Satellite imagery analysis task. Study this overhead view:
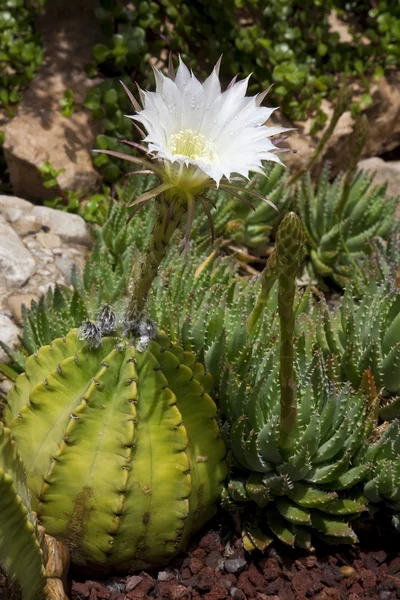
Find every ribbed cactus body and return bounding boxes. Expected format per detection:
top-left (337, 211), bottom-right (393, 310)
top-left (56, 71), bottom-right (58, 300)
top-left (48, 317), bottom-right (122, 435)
top-left (0, 424), bottom-right (46, 600)
top-left (4, 330), bottom-right (227, 571)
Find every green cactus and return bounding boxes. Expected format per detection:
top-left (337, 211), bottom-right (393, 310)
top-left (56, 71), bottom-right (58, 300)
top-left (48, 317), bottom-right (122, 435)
top-left (361, 421), bottom-right (400, 527)
top-left (297, 164), bottom-right (397, 288)
top-left (3, 323), bottom-right (227, 571)
top-left (0, 423), bottom-right (46, 600)
top-left (218, 214), bottom-right (376, 549)
top-left (318, 279), bottom-right (400, 420)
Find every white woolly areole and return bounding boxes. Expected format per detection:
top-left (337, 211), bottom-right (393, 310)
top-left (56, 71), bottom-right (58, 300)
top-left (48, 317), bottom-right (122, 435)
top-left (129, 58), bottom-right (291, 186)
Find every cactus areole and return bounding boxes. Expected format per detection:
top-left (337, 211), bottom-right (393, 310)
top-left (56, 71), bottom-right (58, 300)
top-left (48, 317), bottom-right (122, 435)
top-left (4, 329), bottom-right (227, 572)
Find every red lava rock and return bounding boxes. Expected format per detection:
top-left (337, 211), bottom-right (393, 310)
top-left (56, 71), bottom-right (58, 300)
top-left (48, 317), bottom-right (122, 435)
top-left (204, 582), bottom-right (228, 600)
top-left (72, 581), bottom-right (91, 599)
top-left (314, 589), bottom-right (341, 600)
top-left (236, 572), bottom-right (257, 598)
top-left (291, 571), bottom-right (323, 597)
top-left (190, 548), bottom-right (206, 561)
top-left (170, 584), bottom-right (189, 599)
top-left (360, 567), bottom-right (377, 590)
top-left (125, 576), bottom-right (143, 593)
top-left (205, 550), bottom-right (223, 570)
top-left (199, 533), bottom-right (223, 553)
top-left (197, 567), bottom-right (217, 592)
top-left (126, 573), bottom-right (154, 600)
top-left (320, 564), bottom-right (343, 587)
top-left (247, 565), bottom-right (265, 591)
top-left (189, 558), bottom-right (203, 574)
top-left (180, 568), bottom-right (192, 580)
top-left (85, 582), bottom-right (110, 600)
top-left (373, 550), bottom-right (387, 564)
top-left (349, 582), bottom-right (364, 595)
top-left (230, 588), bottom-right (246, 600)
top-left (265, 577), bottom-right (285, 596)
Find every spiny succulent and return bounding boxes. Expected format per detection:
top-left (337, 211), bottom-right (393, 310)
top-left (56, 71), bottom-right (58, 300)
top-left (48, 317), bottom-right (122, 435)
top-left (193, 163), bottom-right (290, 256)
top-left (318, 280), bottom-right (400, 420)
top-left (0, 180), bottom-right (159, 379)
top-left (3, 314), bottom-right (227, 571)
top-left (218, 214), bottom-right (377, 550)
top-left (362, 232), bottom-right (400, 288)
top-left (361, 421), bottom-right (400, 528)
top-left (0, 423), bottom-right (46, 600)
top-left (297, 164), bottom-right (397, 288)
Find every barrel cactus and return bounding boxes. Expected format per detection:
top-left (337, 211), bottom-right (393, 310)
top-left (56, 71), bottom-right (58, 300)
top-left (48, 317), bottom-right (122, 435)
top-left (0, 423), bottom-right (46, 600)
top-left (3, 318), bottom-right (227, 572)
top-left (221, 214), bottom-right (375, 550)
top-left (318, 280), bottom-right (400, 420)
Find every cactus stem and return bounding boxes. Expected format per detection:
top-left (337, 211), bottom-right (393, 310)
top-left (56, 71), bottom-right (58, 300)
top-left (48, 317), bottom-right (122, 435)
top-left (275, 213), bottom-right (305, 452)
top-left (125, 193), bottom-right (185, 326)
top-left (247, 249), bottom-right (278, 335)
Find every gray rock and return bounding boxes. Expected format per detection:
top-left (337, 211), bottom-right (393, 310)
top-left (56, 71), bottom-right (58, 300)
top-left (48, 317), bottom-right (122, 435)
top-left (0, 314), bottom-right (20, 362)
top-left (32, 206), bottom-right (91, 246)
top-left (55, 256), bottom-right (76, 284)
top-left (224, 558), bottom-right (247, 574)
top-left (0, 217), bottom-right (36, 287)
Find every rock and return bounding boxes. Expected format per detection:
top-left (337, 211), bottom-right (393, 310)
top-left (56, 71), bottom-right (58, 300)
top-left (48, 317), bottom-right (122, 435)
top-left (7, 294), bottom-right (38, 325)
top-left (55, 256), bottom-right (76, 284)
top-left (340, 566), bottom-right (356, 578)
top-left (281, 71), bottom-right (400, 177)
top-left (3, 0), bottom-right (101, 202)
top-left (358, 158), bottom-right (400, 199)
top-left (36, 231), bottom-right (62, 250)
top-left (157, 571), bottom-right (174, 582)
top-left (224, 559), bottom-right (247, 574)
top-left (32, 206), bottom-right (91, 246)
top-left (0, 217), bottom-right (36, 288)
top-left (125, 576), bottom-right (143, 593)
top-left (0, 314), bottom-right (20, 362)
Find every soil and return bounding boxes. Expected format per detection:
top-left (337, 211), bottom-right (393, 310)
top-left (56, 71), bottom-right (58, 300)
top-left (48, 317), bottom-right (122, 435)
top-left (70, 511), bottom-right (400, 600)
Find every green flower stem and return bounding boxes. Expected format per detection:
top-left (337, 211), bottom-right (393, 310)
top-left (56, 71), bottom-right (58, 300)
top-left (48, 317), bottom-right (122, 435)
top-left (275, 213), bottom-right (305, 451)
top-left (288, 86), bottom-right (353, 186)
top-left (126, 194), bottom-right (185, 322)
top-left (247, 249), bottom-right (278, 335)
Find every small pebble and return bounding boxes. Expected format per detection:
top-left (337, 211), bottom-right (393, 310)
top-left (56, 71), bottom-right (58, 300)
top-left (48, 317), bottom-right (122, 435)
top-left (157, 571), bottom-right (174, 582)
top-left (224, 558), bottom-right (247, 574)
top-left (125, 575), bottom-right (143, 592)
top-left (339, 566), bottom-right (355, 578)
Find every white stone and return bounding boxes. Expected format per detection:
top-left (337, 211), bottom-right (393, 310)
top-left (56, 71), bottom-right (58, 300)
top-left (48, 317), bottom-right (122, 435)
top-left (0, 314), bottom-right (20, 362)
top-left (0, 217), bottom-right (36, 287)
top-left (36, 231), bottom-right (62, 249)
top-left (31, 206), bottom-right (91, 246)
top-left (55, 256), bottom-right (75, 283)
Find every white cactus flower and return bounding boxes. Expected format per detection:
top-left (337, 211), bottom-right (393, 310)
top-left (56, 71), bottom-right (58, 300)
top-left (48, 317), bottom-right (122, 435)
top-left (93, 57), bottom-right (291, 248)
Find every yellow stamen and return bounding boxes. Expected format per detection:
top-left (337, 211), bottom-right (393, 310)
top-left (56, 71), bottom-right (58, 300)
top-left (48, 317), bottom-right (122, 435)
top-left (168, 129), bottom-right (218, 165)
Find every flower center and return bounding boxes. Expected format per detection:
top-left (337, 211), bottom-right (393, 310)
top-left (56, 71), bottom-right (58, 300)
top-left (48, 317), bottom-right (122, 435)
top-left (168, 129), bottom-right (218, 165)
